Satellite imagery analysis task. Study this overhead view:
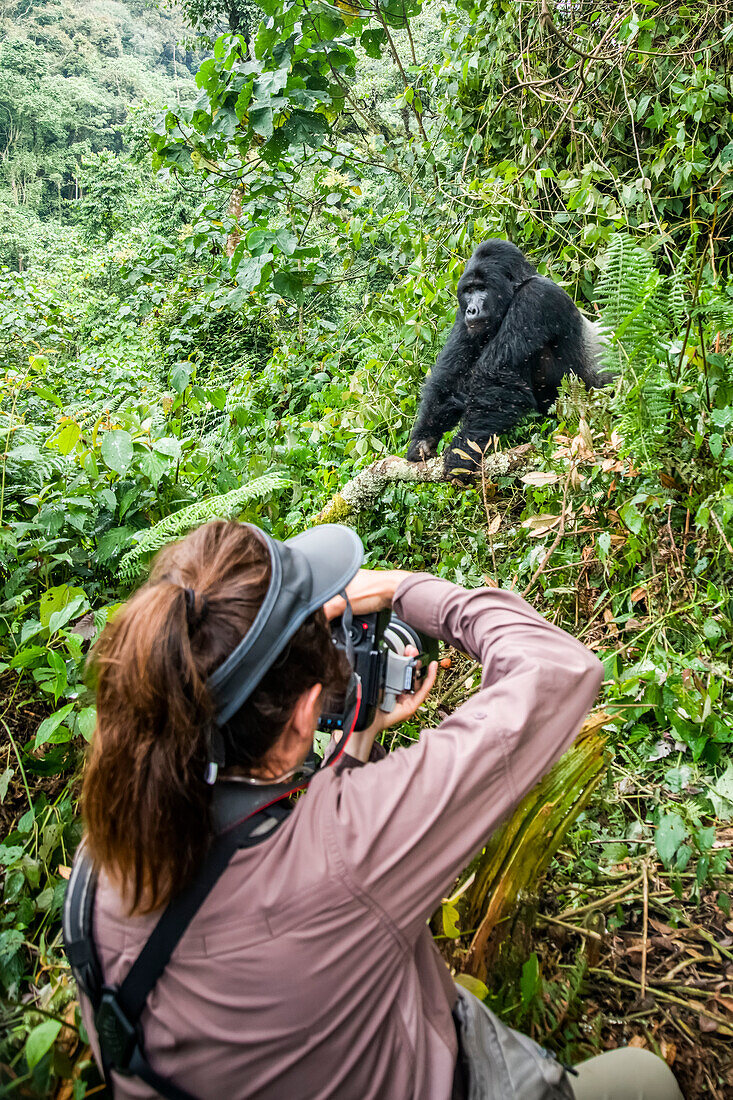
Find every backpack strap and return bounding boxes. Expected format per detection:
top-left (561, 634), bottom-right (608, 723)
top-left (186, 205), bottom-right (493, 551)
top-left (63, 801), bottom-right (291, 1099)
top-left (62, 838), bottom-right (103, 1009)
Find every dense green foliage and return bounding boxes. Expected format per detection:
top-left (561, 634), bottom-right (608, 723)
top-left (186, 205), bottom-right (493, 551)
top-left (1, 0), bottom-right (732, 1093)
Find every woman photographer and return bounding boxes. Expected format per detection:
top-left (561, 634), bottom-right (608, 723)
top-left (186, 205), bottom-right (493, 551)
top-left (72, 520), bottom-right (683, 1100)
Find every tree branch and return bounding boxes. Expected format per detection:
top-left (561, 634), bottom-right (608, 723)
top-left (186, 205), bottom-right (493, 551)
top-left (313, 444), bottom-right (535, 524)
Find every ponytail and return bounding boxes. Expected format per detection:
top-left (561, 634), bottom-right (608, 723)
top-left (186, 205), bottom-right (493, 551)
top-left (83, 521), bottom-right (270, 913)
top-left (84, 519), bottom-right (347, 915)
top-left (84, 581), bottom-right (215, 913)
top-left (83, 520), bottom-right (347, 914)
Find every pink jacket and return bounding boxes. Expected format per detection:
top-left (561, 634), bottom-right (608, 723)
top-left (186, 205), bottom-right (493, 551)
top-left (80, 575), bottom-right (603, 1099)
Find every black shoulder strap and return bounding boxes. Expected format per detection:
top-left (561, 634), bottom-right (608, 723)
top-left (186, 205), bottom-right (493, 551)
top-left (63, 801), bottom-right (291, 1100)
top-left (63, 837), bottom-right (103, 1006)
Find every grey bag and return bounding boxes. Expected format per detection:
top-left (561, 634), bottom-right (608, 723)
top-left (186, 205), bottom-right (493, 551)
top-left (453, 985), bottom-right (576, 1100)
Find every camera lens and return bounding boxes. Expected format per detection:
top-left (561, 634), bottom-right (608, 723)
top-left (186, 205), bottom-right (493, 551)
top-left (383, 618), bottom-right (421, 654)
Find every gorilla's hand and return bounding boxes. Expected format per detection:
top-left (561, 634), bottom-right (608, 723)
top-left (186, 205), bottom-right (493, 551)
top-left (443, 435), bottom-right (481, 485)
top-left (406, 437), bottom-right (438, 462)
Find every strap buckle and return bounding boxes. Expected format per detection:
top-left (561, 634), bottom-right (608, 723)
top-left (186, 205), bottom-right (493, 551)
top-left (95, 986), bottom-right (139, 1073)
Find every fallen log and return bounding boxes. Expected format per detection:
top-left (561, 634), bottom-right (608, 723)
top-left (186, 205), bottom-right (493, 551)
top-left (314, 444), bottom-right (535, 524)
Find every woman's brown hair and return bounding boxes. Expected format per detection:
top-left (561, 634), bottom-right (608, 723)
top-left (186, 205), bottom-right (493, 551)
top-left (83, 520), bottom-right (347, 914)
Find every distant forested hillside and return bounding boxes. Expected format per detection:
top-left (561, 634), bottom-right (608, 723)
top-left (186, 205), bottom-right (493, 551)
top-left (0, 0), bottom-right (196, 267)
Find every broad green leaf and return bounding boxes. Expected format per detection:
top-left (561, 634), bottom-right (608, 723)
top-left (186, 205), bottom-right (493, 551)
top-left (101, 430), bottom-right (134, 475)
top-left (274, 228), bottom-right (298, 256)
top-left (655, 812), bottom-right (687, 867)
top-left (597, 531), bottom-right (612, 560)
top-left (708, 762), bottom-right (733, 819)
top-left (97, 527), bottom-right (135, 563)
top-left (75, 707), bottom-right (97, 743)
top-left (249, 105), bottom-right (273, 139)
top-left (520, 952), bottom-right (540, 1006)
top-left (0, 767), bottom-right (13, 803)
top-left (235, 254), bottom-right (272, 295)
top-left (48, 594), bottom-right (87, 635)
top-left (272, 269), bottom-right (306, 301)
top-left (702, 617), bottom-right (722, 644)
top-left (25, 1019), bottom-right (61, 1071)
top-left (40, 585), bottom-right (86, 629)
top-left (454, 974), bottom-right (489, 1001)
top-left (9, 645), bottom-right (47, 669)
top-left (247, 228), bottom-right (275, 255)
top-left (153, 436), bottom-right (182, 460)
top-left (282, 110), bottom-right (328, 147)
top-left (169, 362), bottom-right (192, 394)
top-left (51, 421), bottom-right (81, 456)
top-left (35, 703), bottom-right (75, 749)
top-left (139, 450), bottom-right (168, 488)
top-left (619, 502), bottom-right (644, 535)
top-left (441, 901), bottom-right (461, 938)
top-left (33, 383), bottom-right (62, 407)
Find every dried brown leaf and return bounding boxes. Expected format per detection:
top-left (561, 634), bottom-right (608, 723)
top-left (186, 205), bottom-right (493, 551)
top-left (660, 1040), bottom-right (677, 1065)
top-left (629, 1035), bottom-right (648, 1049)
top-left (520, 471), bottom-right (560, 487)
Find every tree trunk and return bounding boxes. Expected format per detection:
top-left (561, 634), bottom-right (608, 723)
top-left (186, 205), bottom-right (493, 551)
top-left (454, 712), bottom-right (611, 982)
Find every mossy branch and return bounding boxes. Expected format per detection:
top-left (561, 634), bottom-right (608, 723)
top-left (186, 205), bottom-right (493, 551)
top-left (314, 444), bottom-right (534, 524)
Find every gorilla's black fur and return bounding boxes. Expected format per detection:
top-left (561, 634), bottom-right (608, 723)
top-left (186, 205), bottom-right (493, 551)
top-left (406, 240), bottom-right (611, 479)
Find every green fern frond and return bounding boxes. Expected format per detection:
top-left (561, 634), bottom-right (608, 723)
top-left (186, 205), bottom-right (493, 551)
top-left (2, 424), bottom-right (68, 493)
top-left (595, 234), bottom-right (669, 370)
top-left (617, 366), bottom-right (675, 462)
top-left (555, 373), bottom-right (590, 430)
top-left (118, 472), bottom-right (290, 584)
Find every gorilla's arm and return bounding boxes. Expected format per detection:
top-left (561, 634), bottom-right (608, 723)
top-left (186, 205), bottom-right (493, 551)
top-left (444, 279), bottom-right (569, 476)
top-left (406, 317), bottom-right (473, 461)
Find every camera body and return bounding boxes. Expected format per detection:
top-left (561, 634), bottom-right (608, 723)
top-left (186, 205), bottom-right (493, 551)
top-left (318, 610), bottom-right (438, 734)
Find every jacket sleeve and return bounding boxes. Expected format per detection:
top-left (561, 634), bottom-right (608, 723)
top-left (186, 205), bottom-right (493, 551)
top-left (324, 575), bottom-right (604, 940)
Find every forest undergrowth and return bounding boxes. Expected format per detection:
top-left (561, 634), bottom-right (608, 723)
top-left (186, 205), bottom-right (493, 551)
top-left (1, 0), bottom-right (733, 1096)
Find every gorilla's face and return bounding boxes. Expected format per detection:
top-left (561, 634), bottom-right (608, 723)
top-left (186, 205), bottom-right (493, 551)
top-left (456, 240), bottom-right (536, 342)
top-left (457, 260), bottom-right (512, 342)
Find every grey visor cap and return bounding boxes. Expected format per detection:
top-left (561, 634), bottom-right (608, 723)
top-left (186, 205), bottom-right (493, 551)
top-left (207, 524), bottom-right (364, 727)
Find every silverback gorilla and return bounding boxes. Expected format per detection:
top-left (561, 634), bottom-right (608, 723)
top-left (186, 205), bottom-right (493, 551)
top-left (406, 240), bottom-right (611, 480)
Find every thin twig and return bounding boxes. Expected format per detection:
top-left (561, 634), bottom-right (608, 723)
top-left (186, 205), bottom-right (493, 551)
top-left (556, 874), bottom-right (644, 921)
top-left (536, 912), bottom-right (603, 941)
top-left (436, 660), bottom-right (481, 707)
top-left (640, 858), bottom-right (649, 1000)
top-left (480, 439), bottom-right (499, 577)
top-left (521, 462), bottom-right (574, 597)
top-left (710, 509), bottom-right (733, 557)
top-left (589, 968), bottom-right (733, 1031)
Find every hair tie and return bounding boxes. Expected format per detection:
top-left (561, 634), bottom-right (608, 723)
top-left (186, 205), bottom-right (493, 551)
top-left (184, 587), bottom-right (208, 632)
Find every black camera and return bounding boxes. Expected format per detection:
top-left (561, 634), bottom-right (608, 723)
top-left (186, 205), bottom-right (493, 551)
top-left (318, 610), bottom-right (438, 734)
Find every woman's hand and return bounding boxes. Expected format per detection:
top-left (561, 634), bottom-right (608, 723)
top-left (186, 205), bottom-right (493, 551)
top-left (323, 569), bottom-right (413, 621)
top-left (346, 645), bottom-right (439, 763)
